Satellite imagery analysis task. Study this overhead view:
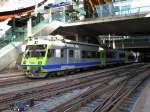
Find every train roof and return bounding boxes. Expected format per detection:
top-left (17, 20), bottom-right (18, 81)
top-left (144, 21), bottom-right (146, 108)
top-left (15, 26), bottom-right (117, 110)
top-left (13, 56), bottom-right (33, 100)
top-left (27, 36), bottom-right (100, 48)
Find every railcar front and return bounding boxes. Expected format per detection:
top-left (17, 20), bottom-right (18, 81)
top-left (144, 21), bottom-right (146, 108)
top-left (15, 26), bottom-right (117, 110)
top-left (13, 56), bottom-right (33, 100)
top-left (21, 40), bottom-right (52, 78)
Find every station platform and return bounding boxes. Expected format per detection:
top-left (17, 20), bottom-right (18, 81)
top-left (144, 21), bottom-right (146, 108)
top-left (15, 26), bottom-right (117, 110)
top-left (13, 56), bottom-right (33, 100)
top-left (132, 78), bottom-right (150, 112)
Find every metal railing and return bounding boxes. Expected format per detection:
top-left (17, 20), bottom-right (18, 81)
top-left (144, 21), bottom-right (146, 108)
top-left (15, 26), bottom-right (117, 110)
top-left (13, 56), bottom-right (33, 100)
top-left (1, 0), bottom-right (150, 49)
top-left (50, 1), bottom-right (150, 22)
top-left (48, 1), bottom-right (150, 23)
top-left (107, 38), bottom-right (150, 48)
top-left (0, 17), bottom-right (49, 49)
top-left (95, 4), bottom-right (150, 18)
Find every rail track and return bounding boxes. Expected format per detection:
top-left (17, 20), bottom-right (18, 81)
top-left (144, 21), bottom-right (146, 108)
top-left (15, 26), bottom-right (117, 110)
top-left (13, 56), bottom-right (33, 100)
top-left (46, 65), bottom-right (150, 112)
top-left (0, 63), bottom-right (143, 88)
top-left (0, 72), bottom-right (30, 87)
top-left (0, 63), bottom-right (148, 111)
top-left (0, 65), bottom-right (125, 88)
top-left (109, 76), bottom-right (150, 112)
top-left (107, 71), bottom-right (150, 112)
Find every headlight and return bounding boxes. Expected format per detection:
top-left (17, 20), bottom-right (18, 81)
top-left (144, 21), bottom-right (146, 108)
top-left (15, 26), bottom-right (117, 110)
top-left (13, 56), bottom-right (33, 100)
top-left (38, 61), bottom-right (42, 65)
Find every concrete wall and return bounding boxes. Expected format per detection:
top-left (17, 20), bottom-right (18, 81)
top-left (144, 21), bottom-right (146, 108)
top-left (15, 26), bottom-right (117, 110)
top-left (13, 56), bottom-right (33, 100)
top-left (0, 42), bottom-right (23, 72)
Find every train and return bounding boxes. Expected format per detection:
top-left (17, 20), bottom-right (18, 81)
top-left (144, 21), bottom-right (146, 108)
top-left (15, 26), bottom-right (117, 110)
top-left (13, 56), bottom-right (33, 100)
top-left (21, 35), bottom-right (136, 78)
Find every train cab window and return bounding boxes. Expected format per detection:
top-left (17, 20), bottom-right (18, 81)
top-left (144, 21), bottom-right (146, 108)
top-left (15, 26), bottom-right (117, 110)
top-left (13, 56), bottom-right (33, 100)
top-left (69, 50), bottom-right (74, 57)
top-left (48, 49), bottom-right (54, 57)
top-left (25, 50), bottom-right (46, 57)
top-left (40, 51), bottom-right (46, 57)
top-left (119, 53), bottom-right (125, 58)
top-left (26, 45), bottom-right (47, 50)
top-left (36, 45), bottom-right (47, 49)
top-left (25, 51), bottom-right (30, 57)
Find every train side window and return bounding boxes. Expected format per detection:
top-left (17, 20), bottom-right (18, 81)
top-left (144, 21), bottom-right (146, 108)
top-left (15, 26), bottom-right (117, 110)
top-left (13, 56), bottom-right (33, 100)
top-left (91, 51), bottom-right (98, 58)
top-left (119, 53), bottom-right (125, 58)
top-left (128, 55), bottom-right (135, 60)
top-left (69, 50), bottom-right (74, 57)
top-left (82, 51), bottom-right (98, 58)
top-left (87, 51), bottom-right (92, 58)
top-left (82, 51), bottom-right (85, 58)
top-left (48, 49), bottom-right (54, 57)
top-left (61, 49), bottom-right (64, 58)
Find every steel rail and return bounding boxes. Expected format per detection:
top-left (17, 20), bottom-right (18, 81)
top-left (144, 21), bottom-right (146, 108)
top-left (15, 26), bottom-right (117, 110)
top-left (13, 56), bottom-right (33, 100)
top-left (47, 65), bottom-right (150, 112)
top-left (93, 69), bottom-right (150, 112)
top-left (0, 63), bottom-right (145, 111)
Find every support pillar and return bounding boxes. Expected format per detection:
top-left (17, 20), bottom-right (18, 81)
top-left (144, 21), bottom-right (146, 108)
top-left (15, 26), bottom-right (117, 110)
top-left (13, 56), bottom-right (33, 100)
top-left (63, 6), bottom-right (66, 22)
top-left (122, 39), bottom-right (124, 49)
top-left (35, 3), bottom-right (38, 17)
top-left (49, 8), bottom-right (52, 23)
top-left (108, 34), bottom-right (111, 48)
top-left (102, 39), bottom-right (105, 44)
top-left (27, 16), bottom-right (32, 38)
top-left (75, 33), bottom-right (79, 42)
top-left (12, 18), bottom-right (16, 41)
top-left (108, 3), bottom-right (112, 16)
top-left (112, 38), bottom-right (116, 49)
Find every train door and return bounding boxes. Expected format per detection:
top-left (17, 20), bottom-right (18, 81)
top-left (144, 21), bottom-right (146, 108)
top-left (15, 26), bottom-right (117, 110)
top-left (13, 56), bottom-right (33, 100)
top-left (99, 47), bottom-right (106, 66)
top-left (66, 48), bottom-right (75, 64)
top-left (66, 48), bottom-right (69, 64)
top-left (74, 49), bottom-right (81, 62)
top-left (118, 51), bottom-right (126, 64)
